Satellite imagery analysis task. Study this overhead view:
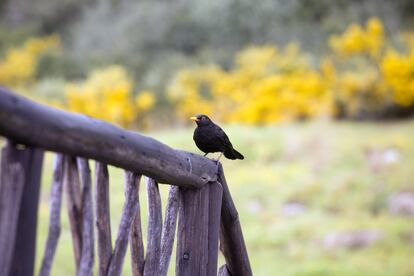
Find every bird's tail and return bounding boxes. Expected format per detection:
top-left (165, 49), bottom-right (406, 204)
top-left (224, 147), bottom-right (244, 160)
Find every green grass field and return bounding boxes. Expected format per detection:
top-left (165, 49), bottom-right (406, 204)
top-left (31, 120), bottom-right (414, 275)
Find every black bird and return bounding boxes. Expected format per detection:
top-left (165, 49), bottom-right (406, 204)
top-left (190, 114), bottom-right (244, 160)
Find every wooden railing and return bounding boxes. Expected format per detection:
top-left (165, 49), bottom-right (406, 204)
top-left (0, 87), bottom-right (252, 276)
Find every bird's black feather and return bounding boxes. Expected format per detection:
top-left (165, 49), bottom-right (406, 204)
top-left (191, 114), bottom-right (244, 160)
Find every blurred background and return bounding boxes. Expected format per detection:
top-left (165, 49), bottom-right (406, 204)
top-left (1, 0), bottom-right (414, 275)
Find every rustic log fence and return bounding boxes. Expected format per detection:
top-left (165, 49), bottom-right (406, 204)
top-left (0, 87), bottom-right (252, 276)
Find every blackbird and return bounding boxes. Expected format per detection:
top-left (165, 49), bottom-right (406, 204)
top-left (190, 114), bottom-right (244, 160)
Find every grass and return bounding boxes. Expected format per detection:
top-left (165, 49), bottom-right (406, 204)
top-left (21, 120), bottom-right (414, 275)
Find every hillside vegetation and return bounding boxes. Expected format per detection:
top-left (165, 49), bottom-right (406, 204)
top-left (1, 1), bottom-right (414, 127)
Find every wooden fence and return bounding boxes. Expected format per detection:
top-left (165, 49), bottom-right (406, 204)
top-left (0, 87), bottom-right (252, 276)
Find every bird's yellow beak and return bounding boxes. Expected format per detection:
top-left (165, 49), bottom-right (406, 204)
top-left (190, 116), bottom-right (199, 122)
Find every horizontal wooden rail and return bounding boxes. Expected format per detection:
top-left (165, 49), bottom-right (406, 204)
top-left (0, 87), bottom-right (217, 188)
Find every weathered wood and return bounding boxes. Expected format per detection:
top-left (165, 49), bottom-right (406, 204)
top-left (218, 164), bottom-right (252, 276)
top-left (144, 177), bottom-right (163, 276)
top-left (176, 184), bottom-right (210, 276)
top-left (159, 186), bottom-right (180, 276)
top-left (95, 162), bottom-right (113, 276)
top-left (64, 156), bottom-right (83, 271)
top-left (218, 265), bottom-right (230, 276)
top-left (0, 88), bottom-right (253, 276)
top-left (107, 171), bottom-right (140, 276)
top-left (0, 87), bottom-right (217, 188)
top-left (39, 154), bottom-right (65, 276)
top-left (130, 174), bottom-right (144, 276)
top-left (0, 143), bottom-right (25, 276)
top-left (7, 143), bottom-right (44, 276)
top-left (207, 182), bottom-right (223, 276)
top-left (77, 158), bottom-right (94, 276)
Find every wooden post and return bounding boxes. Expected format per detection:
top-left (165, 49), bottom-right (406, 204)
top-left (40, 154), bottom-right (65, 276)
top-left (95, 162), bottom-right (113, 276)
top-left (159, 186), bottom-right (180, 276)
top-left (107, 171), bottom-right (140, 276)
top-left (0, 142), bottom-right (25, 276)
top-left (144, 177), bottom-right (163, 276)
top-left (64, 156), bottom-right (83, 271)
top-left (5, 142), bottom-right (44, 276)
top-left (130, 175), bottom-right (144, 276)
top-left (176, 181), bottom-right (223, 276)
top-left (207, 182), bottom-right (223, 276)
top-left (78, 158), bottom-right (94, 276)
top-left (176, 184), bottom-right (210, 276)
top-left (218, 164), bottom-right (252, 276)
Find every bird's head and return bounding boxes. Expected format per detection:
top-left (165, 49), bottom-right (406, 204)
top-left (190, 114), bottom-right (212, 127)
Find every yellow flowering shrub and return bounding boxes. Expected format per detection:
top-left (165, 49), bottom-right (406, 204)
top-left (0, 35), bottom-right (60, 88)
top-left (136, 90), bottom-right (156, 112)
top-left (2, 18), bottom-right (413, 126)
top-left (169, 65), bottom-right (223, 118)
top-left (65, 65), bottom-right (155, 127)
top-left (169, 44), bottom-right (334, 124)
top-left (329, 17), bottom-right (384, 58)
top-left (381, 49), bottom-right (414, 107)
top-left (170, 17), bottom-right (414, 123)
top-left (329, 17), bottom-right (414, 118)
top-left (334, 70), bottom-right (390, 117)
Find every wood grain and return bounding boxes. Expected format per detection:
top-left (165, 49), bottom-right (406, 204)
top-left (78, 158), bottom-right (94, 276)
top-left (8, 144), bottom-right (44, 276)
top-left (130, 173), bottom-right (144, 276)
top-left (0, 143), bottom-right (25, 276)
top-left (144, 177), bottom-right (163, 276)
top-left (218, 164), bottom-right (252, 276)
top-left (95, 162), bottom-right (113, 276)
top-left (159, 186), bottom-right (180, 276)
top-left (39, 154), bottom-right (65, 276)
top-left (107, 171), bottom-right (140, 276)
top-left (64, 156), bottom-right (83, 271)
top-left (207, 182), bottom-right (223, 276)
top-left (176, 184), bottom-right (210, 276)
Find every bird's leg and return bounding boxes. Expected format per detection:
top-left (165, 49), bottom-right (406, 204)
top-left (214, 153), bottom-right (223, 169)
top-left (215, 152), bottom-right (223, 162)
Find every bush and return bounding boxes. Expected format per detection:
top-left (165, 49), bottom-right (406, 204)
top-left (169, 17), bottom-right (414, 124)
top-left (0, 34), bottom-right (59, 89)
top-left (64, 65), bottom-right (155, 127)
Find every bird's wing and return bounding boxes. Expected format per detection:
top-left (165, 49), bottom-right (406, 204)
top-left (214, 125), bottom-right (233, 148)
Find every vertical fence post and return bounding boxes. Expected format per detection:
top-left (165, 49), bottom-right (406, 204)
top-left (78, 158), bottom-right (94, 276)
top-left (64, 156), bottom-right (83, 271)
top-left (176, 181), bottom-right (223, 276)
top-left (159, 186), bottom-right (180, 276)
top-left (0, 142), bottom-right (25, 276)
top-left (130, 181), bottom-right (144, 276)
top-left (107, 171), bottom-right (141, 276)
top-left (218, 165), bottom-right (252, 276)
top-left (39, 153), bottom-right (65, 276)
top-left (207, 182), bottom-right (223, 276)
top-left (95, 162), bottom-right (112, 276)
top-left (144, 177), bottom-right (163, 276)
top-left (5, 142), bottom-right (44, 276)
top-left (176, 184), bottom-right (209, 276)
